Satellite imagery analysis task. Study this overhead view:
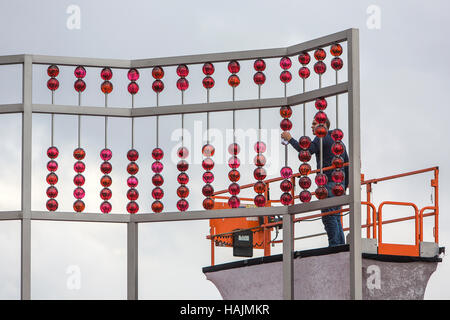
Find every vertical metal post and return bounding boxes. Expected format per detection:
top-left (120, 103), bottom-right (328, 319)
top-left (347, 28), bottom-right (362, 300)
top-left (282, 213), bottom-right (294, 300)
top-left (127, 222), bottom-right (138, 300)
top-left (21, 55), bottom-right (33, 300)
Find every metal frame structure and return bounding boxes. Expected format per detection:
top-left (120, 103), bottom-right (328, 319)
top-left (0, 28), bottom-right (361, 300)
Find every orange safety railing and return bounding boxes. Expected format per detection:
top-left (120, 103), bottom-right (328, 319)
top-left (207, 165), bottom-right (439, 264)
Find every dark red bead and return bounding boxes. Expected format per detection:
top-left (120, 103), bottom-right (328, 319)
top-left (314, 49), bottom-right (326, 61)
top-left (254, 181), bottom-right (266, 194)
top-left (331, 57), bottom-right (343, 71)
top-left (280, 106), bottom-right (292, 118)
top-left (74, 79), bottom-right (86, 92)
top-left (203, 171), bottom-right (214, 183)
top-left (299, 176), bottom-right (312, 189)
top-left (73, 147), bottom-right (86, 160)
top-left (47, 160), bottom-right (58, 172)
top-left (314, 125), bottom-right (328, 138)
top-left (176, 78), bottom-right (189, 91)
top-left (332, 156), bottom-right (344, 168)
top-left (315, 173), bottom-right (328, 186)
top-left (254, 167), bottom-right (267, 180)
top-left (127, 149), bottom-right (139, 161)
top-left (298, 150), bottom-right (312, 162)
top-left (280, 70), bottom-right (292, 83)
top-left (177, 160), bottom-right (189, 171)
top-left (127, 201), bottom-right (139, 214)
top-left (299, 190), bottom-right (312, 203)
top-left (228, 169), bottom-right (240, 182)
top-left (46, 173), bottom-right (58, 185)
top-left (152, 80), bottom-right (164, 93)
top-left (100, 188), bottom-right (112, 200)
top-left (228, 61), bottom-right (240, 73)
top-left (228, 183), bottom-right (240, 196)
top-left (152, 66), bottom-right (164, 79)
top-left (202, 76), bottom-right (215, 89)
top-left (152, 148), bottom-right (164, 160)
top-left (203, 197), bottom-right (215, 210)
top-left (314, 111), bottom-right (328, 124)
top-left (332, 184), bottom-right (345, 196)
top-left (74, 161), bottom-right (85, 173)
top-left (177, 185), bottom-right (189, 198)
top-left (315, 98), bottom-right (328, 110)
top-left (332, 141), bottom-right (345, 156)
top-left (100, 161), bottom-right (112, 174)
top-left (228, 196), bottom-right (240, 208)
top-left (73, 187), bottom-right (85, 199)
top-left (128, 81), bottom-right (139, 94)
top-left (298, 52), bottom-right (311, 65)
top-left (74, 174), bottom-right (85, 186)
top-left (299, 163), bottom-right (311, 176)
top-left (299, 67), bottom-right (310, 79)
top-left (176, 199), bottom-right (189, 212)
top-left (46, 199), bottom-right (58, 211)
top-left (228, 75), bottom-right (240, 87)
top-left (280, 192), bottom-right (293, 205)
top-left (100, 175), bottom-right (112, 187)
top-left (254, 59), bottom-right (266, 72)
top-left (314, 61), bottom-right (326, 75)
top-left (331, 129), bottom-right (344, 141)
top-left (127, 162), bottom-right (139, 175)
top-left (47, 65), bottom-right (59, 77)
top-left (127, 188), bottom-right (139, 201)
top-left (74, 66), bottom-right (86, 78)
top-left (47, 78), bottom-right (59, 91)
top-left (101, 67), bottom-right (113, 80)
top-left (202, 184), bottom-right (214, 197)
top-left (298, 136), bottom-right (311, 150)
top-left (280, 118), bottom-right (292, 131)
top-left (47, 146), bottom-right (59, 159)
top-left (152, 174), bottom-right (164, 186)
top-left (100, 201), bottom-right (112, 213)
top-left (46, 186), bottom-right (58, 198)
top-left (315, 186), bottom-right (328, 200)
top-left (202, 158), bottom-right (214, 170)
top-left (332, 169), bottom-right (345, 183)
top-left (177, 172), bottom-right (189, 184)
top-left (280, 56), bottom-right (292, 70)
top-left (152, 187), bottom-right (164, 200)
top-left (202, 62), bottom-right (215, 75)
top-left (280, 166), bottom-right (293, 179)
top-left (330, 43), bottom-right (343, 57)
top-left (253, 72), bottom-right (266, 85)
top-left (176, 64), bottom-right (189, 77)
top-left (152, 201), bottom-right (164, 213)
top-left (280, 179), bottom-right (293, 192)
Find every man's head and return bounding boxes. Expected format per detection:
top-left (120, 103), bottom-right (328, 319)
top-left (311, 118), bottom-right (331, 135)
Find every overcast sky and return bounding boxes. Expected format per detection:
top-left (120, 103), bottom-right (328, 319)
top-left (0, 0), bottom-right (449, 299)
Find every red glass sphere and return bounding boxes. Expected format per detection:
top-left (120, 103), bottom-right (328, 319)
top-left (100, 161), bottom-right (113, 174)
top-left (314, 111), bottom-right (328, 124)
top-left (228, 156), bottom-right (240, 169)
top-left (254, 181), bottom-right (266, 193)
top-left (280, 118), bottom-right (292, 131)
top-left (100, 188), bottom-right (112, 200)
top-left (177, 159), bottom-right (189, 172)
top-left (202, 144), bottom-right (215, 157)
top-left (331, 129), bottom-right (344, 141)
top-left (332, 169), bottom-right (345, 183)
top-left (46, 186), bottom-right (58, 198)
top-left (152, 200), bottom-right (164, 213)
top-left (280, 56), bottom-right (292, 70)
top-left (176, 64), bottom-right (189, 77)
top-left (203, 171), bottom-right (214, 183)
top-left (127, 68), bottom-right (140, 81)
top-left (315, 173), bottom-right (328, 186)
top-left (127, 188), bottom-right (139, 201)
top-left (228, 182), bottom-right (240, 196)
top-left (202, 76), bottom-right (215, 89)
top-left (177, 172), bottom-right (189, 184)
top-left (47, 160), bottom-right (58, 172)
top-left (74, 79), bottom-right (86, 92)
top-left (74, 161), bottom-right (86, 173)
top-left (101, 81), bottom-right (113, 94)
top-left (332, 183), bottom-right (345, 196)
top-left (253, 59), bottom-right (266, 72)
top-left (280, 192), bottom-right (293, 205)
top-left (254, 154), bottom-right (266, 167)
top-left (228, 61), bottom-right (240, 73)
top-left (127, 162), bottom-right (139, 175)
top-left (254, 194), bottom-right (266, 207)
top-left (47, 78), bottom-right (59, 91)
top-left (253, 72), bottom-right (266, 85)
top-left (73, 147), bottom-right (86, 160)
top-left (314, 125), bottom-right (328, 138)
top-left (152, 187), bottom-right (164, 200)
top-left (228, 143), bottom-right (240, 155)
top-left (298, 52), bottom-right (311, 65)
top-left (298, 150), bottom-right (312, 162)
top-left (203, 197), bottom-right (215, 210)
top-left (314, 49), bottom-right (326, 61)
top-left (299, 163), bottom-right (311, 176)
top-left (331, 57), bottom-right (343, 71)
top-left (74, 174), bottom-right (85, 186)
top-left (177, 147), bottom-right (189, 159)
top-left (127, 176), bottom-right (138, 188)
top-left (228, 196), bottom-right (240, 208)
top-left (332, 141), bottom-right (345, 156)
top-left (330, 43), bottom-right (343, 57)
top-left (152, 161), bottom-right (164, 173)
top-left (298, 136), bottom-right (311, 150)
top-left (46, 173), bottom-right (58, 185)
top-left (299, 190), bottom-right (312, 203)
top-left (299, 176), bottom-right (312, 189)
top-left (176, 199), bottom-right (189, 212)
top-left (152, 147), bottom-right (164, 160)
top-left (46, 199), bottom-right (58, 211)
top-left (73, 187), bottom-right (85, 199)
top-left (315, 98), bottom-right (328, 110)
top-left (202, 158), bottom-right (214, 170)
top-left (280, 106), bottom-right (292, 118)
top-left (228, 169), bottom-right (240, 182)
top-left (254, 167), bottom-right (267, 180)
top-left (299, 67), bottom-right (310, 79)
top-left (280, 70), bottom-right (292, 83)
top-left (101, 67), bottom-right (113, 81)
top-left (314, 61), bottom-right (327, 75)
top-left (128, 81), bottom-right (139, 94)
top-left (332, 156), bottom-right (344, 169)
top-left (176, 78), bottom-right (189, 91)
top-left (152, 66), bottom-right (164, 79)
top-left (47, 146), bottom-right (59, 159)
top-left (315, 186), bottom-right (328, 200)
top-left (100, 201), bottom-right (112, 214)
top-left (254, 141), bottom-right (266, 153)
top-left (202, 184), bottom-right (214, 197)
top-left (127, 149), bottom-right (139, 161)
top-left (202, 62), bottom-right (215, 75)
top-left (47, 65), bottom-right (59, 77)
top-left (74, 66), bottom-right (86, 78)
top-left (280, 179), bottom-right (293, 192)
top-left (127, 201), bottom-right (139, 214)
top-left (228, 75), bottom-right (240, 87)
top-left (152, 80), bottom-right (164, 93)
top-left (100, 148), bottom-right (112, 161)
top-left (100, 175), bottom-right (112, 187)
top-left (280, 166), bottom-right (293, 179)
top-left (152, 173), bottom-right (164, 186)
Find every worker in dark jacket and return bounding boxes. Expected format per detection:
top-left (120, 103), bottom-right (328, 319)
top-left (281, 118), bottom-right (348, 247)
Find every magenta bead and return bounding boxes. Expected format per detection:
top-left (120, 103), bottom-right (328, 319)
top-left (74, 66), bottom-right (86, 78)
top-left (202, 76), bottom-right (215, 89)
top-left (128, 81), bottom-right (139, 94)
top-left (177, 160), bottom-right (189, 172)
top-left (74, 161), bottom-right (86, 173)
top-left (127, 188), bottom-right (139, 201)
top-left (280, 56), bottom-right (292, 70)
top-left (127, 176), bottom-right (138, 188)
top-left (253, 72), bottom-right (266, 85)
top-left (228, 196), bottom-right (240, 208)
top-left (152, 80), bottom-right (164, 93)
top-left (332, 169), bottom-right (345, 183)
top-left (46, 186), bottom-right (58, 198)
top-left (228, 156), bottom-right (240, 169)
top-left (298, 136), bottom-right (311, 150)
top-left (176, 199), bottom-right (189, 212)
top-left (298, 52), bottom-right (311, 65)
top-left (280, 166), bottom-right (293, 179)
top-left (47, 146), bottom-right (59, 159)
top-left (100, 188), bottom-right (112, 200)
top-left (176, 64), bottom-right (189, 77)
top-left (74, 79), bottom-right (86, 92)
top-left (152, 187), bottom-right (164, 200)
top-left (177, 172), bottom-right (189, 184)
top-left (299, 190), bottom-right (312, 203)
top-left (228, 183), bottom-right (240, 196)
top-left (202, 62), bottom-right (215, 75)
top-left (228, 61), bottom-right (240, 73)
top-left (47, 65), bottom-right (59, 77)
top-left (73, 174), bottom-right (85, 186)
top-left (151, 161), bottom-right (163, 173)
top-left (280, 179), bottom-right (293, 192)
top-left (47, 160), bottom-right (58, 172)
top-left (280, 70), bottom-right (292, 83)
top-left (100, 148), bottom-right (112, 161)
top-left (127, 201), bottom-right (139, 214)
top-left (152, 147), bottom-right (164, 160)
top-left (176, 78), bottom-right (189, 91)
top-left (128, 163), bottom-right (139, 177)
top-left (299, 67), bottom-right (311, 79)
top-left (127, 68), bottom-right (140, 81)
top-left (203, 171), bottom-right (214, 183)
top-left (100, 201), bottom-right (112, 213)
top-left (127, 149), bottom-right (139, 161)
top-left (101, 67), bottom-right (113, 80)
top-left (280, 192), bottom-right (293, 205)
top-left (46, 199), bottom-right (58, 211)
top-left (315, 173), bottom-right (328, 186)
top-left (299, 176), bottom-right (312, 189)
top-left (202, 158), bottom-right (214, 170)
top-left (254, 59), bottom-right (266, 72)
top-left (331, 129), bottom-right (344, 141)
top-left (254, 194), bottom-right (266, 207)
top-left (73, 187), bottom-right (85, 199)
top-left (254, 141), bottom-right (266, 153)
top-left (314, 61), bottom-right (326, 75)
top-left (47, 78), bottom-right (59, 91)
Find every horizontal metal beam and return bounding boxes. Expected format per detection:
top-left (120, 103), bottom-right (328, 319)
top-left (30, 55), bottom-right (131, 69)
top-left (31, 211), bottom-right (131, 223)
top-left (0, 104), bottom-right (24, 114)
top-left (32, 104), bottom-right (131, 117)
top-left (0, 211), bottom-right (22, 220)
top-left (288, 195), bottom-right (351, 215)
top-left (286, 29), bottom-right (348, 56)
top-left (0, 54), bottom-right (25, 66)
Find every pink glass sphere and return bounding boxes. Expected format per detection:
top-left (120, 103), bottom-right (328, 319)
top-left (152, 80), bottom-right (164, 93)
top-left (228, 182), bottom-right (240, 196)
top-left (280, 106), bottom-right (292, 118)
top-left (203, 171), bottom-right (214, 183)
top-left (101, 161), bottom-right (112, 174)
top-left (280, 56), bottom-right (292, 70)
top-left (74, 66), bottom-right (86, 78)
top-left (315, 98), bottom-right (328, 110)
top-left (253, 72), bottom-right (266, 85)
top-left (127, 201), bottom-right (139, 214)
top-left (47, 146), bottom-right (59, 159)
top-left (100, 148), bottom-right (112, 161)
top-left (315, 186), bottom-right (328, 200)
top-left (228, 75), bottom-right (240, 87)
top-left (280, 71), bottom-right (292, 83)
top-left (47, 160), bottom-right (58, 172)
top-left (298, 150), bottom-right (312, 162)
top-left (152, 187), bottom-right (164, 200)
top-left (74, 161), bottom-right (86, 173)
top-left (73, 187), bottom-right (85, 199)
top-left (128, 81), bottom-right (139, 94)
top-left (299, 136), bottom-right (311, 150)
top-left (315, 173), bottom-right (328, 186)
top-left (176, 78), bottom-right (189, 91)
top-left (100, 201), bottom-right (112, 213)
top-left (314, 61), bottom-right (327, 75)
top-left (254, 167), bottom-right (267, 181)
top-left (331, 129), bottom-right (344, 141)
top-left (298, 52), bottom-right (311, 65)
top-left (280, 166), bottom-right (293, 179)
top-left (176, 199), bottom-right (189, 212)
top-left (101, 67), bottom-right (113, 81)
top-left (202, 184), bottom-right (214, 197)
top-left (127, 162), bottom-right (139, 175)
top-left (228, 143), bottom-right (240, 155)
top-left (202, 144), bottom-right (215, 157)
top-left (202, 76), bottom-right (215, 89)
top-left (299, 176), bottom-right (312, 189)
top-left (177, 160), bottom-right (189, 172)
top-left (331, 57), bottom-right (343, 71)
top-left (203, 197), bottom-right (215, 210)
top-left (332, 142), bottom-right (345, 156)
top-left (299, 190), bottom-right (312, 203)
top-left (228, 196), bottom-right (240, 208)
top-left (100, 188), bottom-right (112, 200)
top-left (280, 118), bottom-right (292, 131)
top-left (46, 199), bottom-right (58, 211)
top-left (127, 68), bottom-right (140, 81)
top-left (254, 141), bottom-right (266, 153)
top-left (202, 62), bottom-right (214, 75)
top-left (202, 158), bottom-right (214, 170)
top-left (228, 169), bottom-right (240, 182)
top-left (254, 59), bottom-right (266, 72)
top-left (74, 79), bottom-right (86, 92)
top-left (314, 111), bottom-right (328, 124)
top-left (177, 146), bottom-right (189, 159)
top-left (152, 201), bottom-right (164, 213)
top-left (332, 169), bottom-right (345, 183)
top-left (177, 172), bottom-right (189, 184)
top-left (299, 67), bottom-right (310, 79)
top-left (152, 174), bottom-right (164, 186)
top-left (127, 188), bottom-right (139, 201)
top-left (127, 176), bottom-right (138, 188)
top-left (73, 147), bottom-right (86, 160)
top-left (47, 65), bottom-right (59, 77)
top-left (228, 156), bottom-right (240, 169)
top-left (332, 183), bottom-right (345, 196)
top-left (176, 64), bottom-right (189, 77)
top-left (74, 174), bottom-right (85, 186)
top-left (254, 194), bottom-right (266, 207)
top-left (47, 78), bottom-right (59, 91)
top-left (280, 179), bottom-right (293, 192)
top-left (152, 147), bottom-right (164, 160)
top-left (46, 186), bottom-right (58, 198)
top-left (314, 49), bottom-right (326, 61)
top-left (228, 61), bottom-right (240, 73)
top-left (152, 66), bottom-right (164, 79)
top-left (280, 192), bottom-right (293, 205)
top-left (127, 149), bottom-right (139, 161)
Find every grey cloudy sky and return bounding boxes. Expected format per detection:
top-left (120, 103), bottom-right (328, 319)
top-left (0, 0), bottom-right (449, 299)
